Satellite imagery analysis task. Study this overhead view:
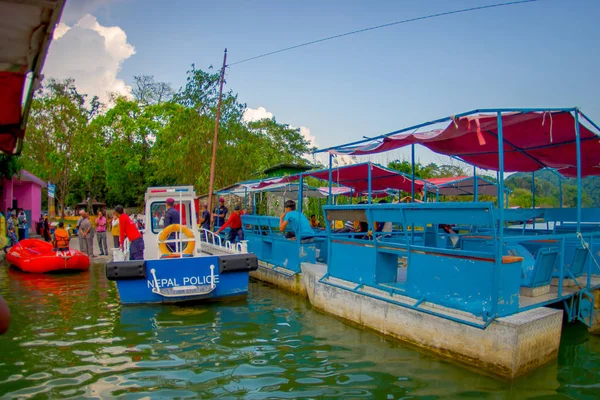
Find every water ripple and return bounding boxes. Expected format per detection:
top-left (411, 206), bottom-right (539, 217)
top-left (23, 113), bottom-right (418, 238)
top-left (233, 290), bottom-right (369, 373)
top-left (0, 264), bottom-right (599, 398)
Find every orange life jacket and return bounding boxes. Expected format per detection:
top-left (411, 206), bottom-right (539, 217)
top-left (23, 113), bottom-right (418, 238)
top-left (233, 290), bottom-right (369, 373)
top-left (54, 228), bottom-right (70, 248)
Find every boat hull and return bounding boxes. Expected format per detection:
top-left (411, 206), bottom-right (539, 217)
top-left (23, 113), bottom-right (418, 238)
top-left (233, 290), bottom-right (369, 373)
top-left (107, 254), bottom-right (258, 305)
top-left (5, 239), bottom-right (90, 273)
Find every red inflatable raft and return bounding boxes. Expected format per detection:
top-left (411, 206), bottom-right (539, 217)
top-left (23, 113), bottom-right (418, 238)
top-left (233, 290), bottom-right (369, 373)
top-left (5, 239), bottom-right (90, 273)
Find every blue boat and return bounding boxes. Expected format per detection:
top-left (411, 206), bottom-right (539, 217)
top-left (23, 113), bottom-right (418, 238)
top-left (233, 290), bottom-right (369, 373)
top-left (217, 108), bottom-right (600, 378)
top-left (106, 186), bottom-right (258, 305)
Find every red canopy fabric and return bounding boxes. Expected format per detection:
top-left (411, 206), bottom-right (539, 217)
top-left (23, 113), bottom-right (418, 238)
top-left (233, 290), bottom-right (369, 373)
top-left (0, 0), bottom-right (66, 155)
top-left (330, 112), bottom-right (600, 178)
top-left (252, 163), bottom-right (425, 194)
top-left (426, 176), bottom-right (498, 196)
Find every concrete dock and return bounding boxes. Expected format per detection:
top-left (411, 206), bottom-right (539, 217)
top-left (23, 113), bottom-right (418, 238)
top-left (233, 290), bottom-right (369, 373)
top-left (301, 262), bottom-right (564, 379)
top-left (249, 261), bottom-right (307, 297)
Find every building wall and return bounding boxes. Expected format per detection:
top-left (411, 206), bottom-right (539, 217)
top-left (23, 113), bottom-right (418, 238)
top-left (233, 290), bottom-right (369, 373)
top-left (13, 182), bottom-right (41, 232)
top-left (1, 175), bottom-right (43, 233)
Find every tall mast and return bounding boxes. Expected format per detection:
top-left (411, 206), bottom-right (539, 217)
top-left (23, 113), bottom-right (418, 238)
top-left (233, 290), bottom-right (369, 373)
top-left (207, 48), bottom-right (227, 227)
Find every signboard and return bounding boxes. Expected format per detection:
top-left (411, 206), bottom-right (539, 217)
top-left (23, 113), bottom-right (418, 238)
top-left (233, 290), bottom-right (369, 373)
top-left (48, 183), bottom-right (55, 199)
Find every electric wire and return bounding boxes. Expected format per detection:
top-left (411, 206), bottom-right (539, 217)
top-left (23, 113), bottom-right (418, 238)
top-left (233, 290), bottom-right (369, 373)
top-left (228, 0), bottom-right (543, 67)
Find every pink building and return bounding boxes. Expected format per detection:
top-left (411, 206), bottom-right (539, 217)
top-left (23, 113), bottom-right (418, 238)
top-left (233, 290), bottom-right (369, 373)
top-left (1, 170), bottom-right (46, 233)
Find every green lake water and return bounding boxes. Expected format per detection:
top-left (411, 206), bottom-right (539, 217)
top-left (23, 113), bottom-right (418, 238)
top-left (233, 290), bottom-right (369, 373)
top-left (0, 263), bottom-right (598, 399)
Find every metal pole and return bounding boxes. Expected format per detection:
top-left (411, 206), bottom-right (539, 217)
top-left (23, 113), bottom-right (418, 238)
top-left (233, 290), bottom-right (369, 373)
top-left (574, 110), bottom-right (582, 231)
top-left (494, 111), bottom-right (506, 320)
top-left (559, 179), bottom-right (563, 208)
top-left (531, 171), bottom-right (535, 208)
top-left (367, 162), bottom-right (372, 204)
top-left (207, 48), bottom-right (228, 229)
top-left (473, 166), bottom-right (478, 202)
top-left (328, 153), bottom-right (333, 205)
top-left (411, 144), bottom-right (415, 202)
top-left (298, 175), bottom-right (304, 244)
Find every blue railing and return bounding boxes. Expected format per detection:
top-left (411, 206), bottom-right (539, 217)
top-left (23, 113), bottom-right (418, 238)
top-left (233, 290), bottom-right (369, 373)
top-left (321, 202), bottom-right (600, 327)
top-left (241, 215), bottom-right (318, 273)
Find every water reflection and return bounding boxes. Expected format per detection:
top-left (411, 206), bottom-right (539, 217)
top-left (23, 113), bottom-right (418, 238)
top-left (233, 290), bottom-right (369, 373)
top-left (0, 262), bottom-right (599, 399)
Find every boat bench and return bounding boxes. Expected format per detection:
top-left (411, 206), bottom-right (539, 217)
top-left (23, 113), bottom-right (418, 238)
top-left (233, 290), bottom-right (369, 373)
top-left (242, 215), bottom-right (316, 273)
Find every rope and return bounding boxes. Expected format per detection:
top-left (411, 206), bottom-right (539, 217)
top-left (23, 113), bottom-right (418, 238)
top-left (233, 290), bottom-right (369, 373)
top-left (542, 111), bottom-right (554, 143)
top-left (577, 232), bottom-right (600, 274)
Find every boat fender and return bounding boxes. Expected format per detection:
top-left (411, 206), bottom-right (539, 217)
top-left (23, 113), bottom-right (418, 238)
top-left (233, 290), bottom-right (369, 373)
top-left (106, 260), bottom-right (146, 281)
top-left (158, 224), bottom-right (195, 256)
top-left (218, 254), bottom-right (259, 274)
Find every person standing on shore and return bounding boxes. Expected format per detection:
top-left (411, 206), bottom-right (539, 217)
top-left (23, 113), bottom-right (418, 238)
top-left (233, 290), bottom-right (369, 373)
top-left (17, 209), bottom-right (27, 240)
top-left (76, 209), bottom-right (85, 251)
top-left (96, 210), bottom-right (108, 256)
top-left (111, 213), bottom-right (120, 248)
top-left (79, 212), bottom-right (95, 257)
top-left (114, 205), bottom-right (144, 260)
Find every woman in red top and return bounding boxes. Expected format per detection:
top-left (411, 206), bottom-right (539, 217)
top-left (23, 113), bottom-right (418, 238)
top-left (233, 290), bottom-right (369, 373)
top-left (217, 205), bottom-right (244, 243)
top-left (114, 205), bottom-right (144, 260)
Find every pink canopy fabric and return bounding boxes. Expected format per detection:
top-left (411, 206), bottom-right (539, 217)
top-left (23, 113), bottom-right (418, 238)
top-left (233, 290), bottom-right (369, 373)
top-left (252, 163), bottom-right (425, 194)
top-left (330, 112), bottom-right (600, 178)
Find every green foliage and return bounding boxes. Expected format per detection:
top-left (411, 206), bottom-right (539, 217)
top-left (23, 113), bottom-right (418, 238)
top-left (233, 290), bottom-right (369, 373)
top-left (506, 171), bottom-right (598, 208)
top-left (20, 78), bottom-right (95, 215)
top-left (22, 70), bottom-right (314, 209)
top-left (0, 154), bottom-right (21, 179)
top-left (387, 159), bottom-right (467, 179)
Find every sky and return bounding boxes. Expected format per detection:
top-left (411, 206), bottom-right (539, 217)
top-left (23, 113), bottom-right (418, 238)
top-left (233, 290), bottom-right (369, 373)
top-left (43, 0), bottom-right (600, 169)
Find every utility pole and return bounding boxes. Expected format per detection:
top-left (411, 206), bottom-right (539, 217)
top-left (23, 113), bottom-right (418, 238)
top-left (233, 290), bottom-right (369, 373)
top-left (207, 48), bottom-right (227, 228)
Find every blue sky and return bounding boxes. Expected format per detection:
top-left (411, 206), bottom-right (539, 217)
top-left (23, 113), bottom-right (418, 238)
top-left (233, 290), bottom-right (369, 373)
top-left (55, 0), bottom-right (600, 166)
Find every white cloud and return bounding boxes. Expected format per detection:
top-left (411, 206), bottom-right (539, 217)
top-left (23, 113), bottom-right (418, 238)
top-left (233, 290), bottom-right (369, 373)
top-left (43, 14), bottom-right (135, 104)
top-left (53, 23), bottom-right (70, 40)
top-left (242, 106), bottom-right (273, 122)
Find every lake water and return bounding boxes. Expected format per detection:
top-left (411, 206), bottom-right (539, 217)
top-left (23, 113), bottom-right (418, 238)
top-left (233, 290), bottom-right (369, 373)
top-left (0, 263), bottom-right (598, 399)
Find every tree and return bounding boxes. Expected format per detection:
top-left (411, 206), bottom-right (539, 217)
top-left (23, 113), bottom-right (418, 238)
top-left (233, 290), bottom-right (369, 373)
top-left (132, 75), bottom-right (174, 105)
top-left (0, 154), bottom-right (21, 179)
top-left (21, 79), bottom-right (94, 216)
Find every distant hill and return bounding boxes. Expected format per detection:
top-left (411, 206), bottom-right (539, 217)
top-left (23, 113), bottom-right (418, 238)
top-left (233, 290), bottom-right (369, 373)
top-left (505, 170), bottom-right (599, 208)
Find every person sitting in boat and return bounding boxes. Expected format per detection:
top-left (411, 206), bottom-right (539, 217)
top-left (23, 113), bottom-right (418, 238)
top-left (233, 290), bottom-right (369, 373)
top-left (217, 205), bottom-right (244, 243)
top-left (115, 205), bottom-right (145, 260)
top-left (279, 200), bottom-right (314, 242)
top-left (52, 221), bottom-right (70, 251)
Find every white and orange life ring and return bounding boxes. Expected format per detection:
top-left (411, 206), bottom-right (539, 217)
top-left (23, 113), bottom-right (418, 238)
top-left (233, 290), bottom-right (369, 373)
top-left (158, 224), bottom-right (195, 256)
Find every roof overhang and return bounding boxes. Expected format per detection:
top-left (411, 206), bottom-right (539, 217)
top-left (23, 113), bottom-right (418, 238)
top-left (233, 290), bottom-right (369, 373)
top-left (0, 0), bottom-right (66, 155)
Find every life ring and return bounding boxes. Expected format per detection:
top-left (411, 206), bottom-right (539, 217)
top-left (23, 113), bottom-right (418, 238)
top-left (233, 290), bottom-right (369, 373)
top-left (158, 224), bottom-right (195, 256)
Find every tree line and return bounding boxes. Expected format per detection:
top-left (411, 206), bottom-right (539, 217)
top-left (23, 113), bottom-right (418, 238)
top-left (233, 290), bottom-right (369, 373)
top-left (14, 66), bottom-right (314, 215)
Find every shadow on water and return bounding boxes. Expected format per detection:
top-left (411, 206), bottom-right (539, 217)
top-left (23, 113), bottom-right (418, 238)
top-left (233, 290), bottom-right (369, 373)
top-left (0, 261), bottom-right (598, 399)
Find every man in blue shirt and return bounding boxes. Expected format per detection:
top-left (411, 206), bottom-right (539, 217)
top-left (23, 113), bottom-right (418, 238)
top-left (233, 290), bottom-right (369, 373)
top-left (279, 200), bottom-right (314, 241)
top-left (164, 198), bottom-right (180, 252)
top-left (200, 203), bottom-right (211, 230)
top-left (164, 198), bottom-right (180, 227)
top-left (213, 198), bottom-right (228, 230)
